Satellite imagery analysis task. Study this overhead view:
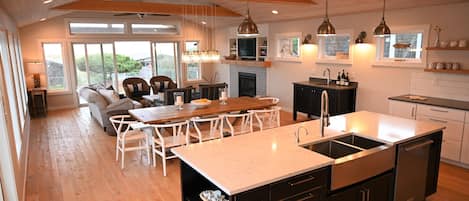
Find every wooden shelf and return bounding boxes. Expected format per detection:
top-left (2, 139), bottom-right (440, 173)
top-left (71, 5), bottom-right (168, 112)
top-left (221, 59), bottom-right (272, 68)
top-left (424, 68), bottom-right (469, 75)
top-left (426, 47), bottom-right (469, 51)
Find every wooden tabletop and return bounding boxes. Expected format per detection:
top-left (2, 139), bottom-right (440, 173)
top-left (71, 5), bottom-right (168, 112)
top-left (129, 97), bottom-right (275, 124)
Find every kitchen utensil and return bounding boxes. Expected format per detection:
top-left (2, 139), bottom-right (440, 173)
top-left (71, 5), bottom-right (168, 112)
top-left (452, 63), bottom-right (461, 70)
top-left (436, 62), bottom-right (445, 70)
top-left (445, 62), bottom-right (453, 69)
top-left (431, 62), bottom-right (438, 69)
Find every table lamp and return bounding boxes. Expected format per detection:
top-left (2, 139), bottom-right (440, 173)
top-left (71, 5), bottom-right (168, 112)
top-left (25, 62), bottom-right (44, 88)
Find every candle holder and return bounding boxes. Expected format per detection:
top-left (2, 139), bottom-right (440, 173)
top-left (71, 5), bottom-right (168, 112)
top-left (174, 94), bottom-right (184, 110)
top-left (219, 88), bottom-right (228, 105)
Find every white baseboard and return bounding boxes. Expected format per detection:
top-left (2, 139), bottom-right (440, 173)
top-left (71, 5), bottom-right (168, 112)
top-left (441, 158), bottom-right (469, 169)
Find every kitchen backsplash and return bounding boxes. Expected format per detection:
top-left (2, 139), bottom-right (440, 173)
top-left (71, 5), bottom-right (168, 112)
top-left (411, 72), bottom-right (469, 102)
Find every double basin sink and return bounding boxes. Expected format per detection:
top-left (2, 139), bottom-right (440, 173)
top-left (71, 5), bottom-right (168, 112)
top-left (302, 134), bottom-right (396, 190)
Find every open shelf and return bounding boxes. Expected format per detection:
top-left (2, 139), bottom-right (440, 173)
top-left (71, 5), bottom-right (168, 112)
top-left (221, 59), bottom-right (272, 68)
top-left (424, 68), bottom-right (469, 75)
top-left (426, 47), bottom-right (469, 51)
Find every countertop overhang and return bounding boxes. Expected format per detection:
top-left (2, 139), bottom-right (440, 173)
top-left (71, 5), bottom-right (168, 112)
top-left (389, 94), bottom-right (469, 111)
top-left (171, 111), bottom-right (445, 195)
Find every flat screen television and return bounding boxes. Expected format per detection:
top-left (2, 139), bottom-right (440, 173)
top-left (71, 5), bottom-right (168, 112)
top-left (238, 38), bottom-right (257, 60)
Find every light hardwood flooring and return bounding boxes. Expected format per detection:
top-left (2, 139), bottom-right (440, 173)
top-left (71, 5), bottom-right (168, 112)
top-left (25, 108), bottom-right (469, 201)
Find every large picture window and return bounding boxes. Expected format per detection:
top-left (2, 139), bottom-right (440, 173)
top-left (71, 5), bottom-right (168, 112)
top-left (43, 43), bottom-right (67, 91)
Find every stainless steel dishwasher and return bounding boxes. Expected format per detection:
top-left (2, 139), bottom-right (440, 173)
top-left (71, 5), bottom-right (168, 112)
top-left (394, 138), bottom-right (434, 201)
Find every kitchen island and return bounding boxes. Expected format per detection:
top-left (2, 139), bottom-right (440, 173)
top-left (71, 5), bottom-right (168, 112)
top-left (172, 111), bottom-right (445, 201)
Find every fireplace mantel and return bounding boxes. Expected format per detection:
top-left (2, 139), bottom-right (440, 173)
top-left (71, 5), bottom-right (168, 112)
top-left (221, 59), bottom-right (272, 68)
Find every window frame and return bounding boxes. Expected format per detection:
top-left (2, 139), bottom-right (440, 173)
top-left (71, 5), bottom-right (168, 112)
top-left (316, 29), bottom-right (354, 65)
top-left (130, 23), bottom-right (180, 35)
top-left (68, 22), bottom-right (126, 35)
top-left (373, 24), bottom-right (430, 68)
top-left (183, 41), bottom-right (203, 82)
top-left (41, 41), bottom-right (72, 95)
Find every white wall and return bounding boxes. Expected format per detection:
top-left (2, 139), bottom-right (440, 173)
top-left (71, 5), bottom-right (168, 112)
top-left (19, 13), bottom-right (214, 110)
top-left (213, 2), bottom-right (469, 114)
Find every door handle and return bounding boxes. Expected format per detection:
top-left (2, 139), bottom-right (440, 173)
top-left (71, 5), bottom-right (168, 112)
top-left (405, 140), bottom-right (434, 152)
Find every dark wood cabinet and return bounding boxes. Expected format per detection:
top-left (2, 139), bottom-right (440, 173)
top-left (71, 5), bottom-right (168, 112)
top-left (328, 172), bottom-right (393, 201)
top-left (293, 81), bottom-right (357, 120)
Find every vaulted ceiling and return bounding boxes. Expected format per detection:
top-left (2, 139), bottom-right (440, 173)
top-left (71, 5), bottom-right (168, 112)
top-left (1, 0), bottom-right (468, 28)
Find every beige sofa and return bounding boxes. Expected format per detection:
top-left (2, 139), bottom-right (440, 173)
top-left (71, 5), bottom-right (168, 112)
top-left (79, 87), bottom-right (142, 135)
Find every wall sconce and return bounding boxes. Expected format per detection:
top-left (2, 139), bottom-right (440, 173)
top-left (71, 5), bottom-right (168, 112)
top-left (302, 34), bottom-right (315, 45)
top-left (355, 31), bottom-right (367, 44)
top-left (25, 61), bottom-right (44, 88)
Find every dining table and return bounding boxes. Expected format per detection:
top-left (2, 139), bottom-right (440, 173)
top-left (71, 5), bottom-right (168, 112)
top-left (128, 97), bottom-right (276, 124)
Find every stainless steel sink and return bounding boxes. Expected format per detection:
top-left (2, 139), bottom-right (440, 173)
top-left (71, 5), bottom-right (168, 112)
top-left (302, 141), bottom-right (361, 159)
top-left (301, 134), bottom-right (395, 190)
top-left (334, 134), bottom-right (385, 150)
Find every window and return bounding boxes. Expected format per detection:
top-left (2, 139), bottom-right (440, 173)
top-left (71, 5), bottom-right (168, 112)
top-left (131, 24), bottom-right (179, 35)
top-left (154, 42), bottom-right (178, 81)
top-left (275, 33), bottom-right (301, 62)
top-left (317, 32), bottom-right (352, 64)
top-left (69, 22), bottom-right (125, 34)
top-left (375, 25), bottom-right (429, 67)
top-left (43, 43), bottom-right (67, 91)
top-left (185, 41), bottom-right (202, 81)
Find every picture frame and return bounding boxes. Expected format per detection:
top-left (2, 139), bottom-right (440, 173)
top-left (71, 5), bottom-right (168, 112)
top-left (275, 32), bottom-right (302, 62)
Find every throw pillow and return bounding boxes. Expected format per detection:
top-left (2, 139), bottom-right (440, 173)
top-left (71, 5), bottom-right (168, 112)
top-left (98, 89), bottom-right (120, 104)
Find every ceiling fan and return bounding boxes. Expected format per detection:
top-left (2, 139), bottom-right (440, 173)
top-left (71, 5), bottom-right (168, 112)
top-left (113, 13), bottom-right (171, 19)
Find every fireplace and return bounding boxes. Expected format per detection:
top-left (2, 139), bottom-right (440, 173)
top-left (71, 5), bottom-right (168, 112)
top-left (239, 72), bottom-right (256, 97)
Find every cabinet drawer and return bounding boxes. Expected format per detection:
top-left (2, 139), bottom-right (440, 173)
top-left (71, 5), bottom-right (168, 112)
top-left (417, 115), bottom-right (464, 141)
top-left (441, 139), bottom-right (461, 161)
top-left (281, 187), bottom-right (322, 201)
top-left (417, 105), bottom-right (465, 122)
top-left (270, 168), bottom-right (328, 200)
top-left (461, 123), bottom-right (469, 164)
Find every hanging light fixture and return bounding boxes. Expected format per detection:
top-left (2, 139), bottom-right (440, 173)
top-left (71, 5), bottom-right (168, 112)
top-left (209, 4), bottom-right (220, 62)
top-left (317, 0), bottom-right (335, 37)
top-left (237, 1), bottom-right (259, 37)
top-left (374, 0), bottom-right (391, 37)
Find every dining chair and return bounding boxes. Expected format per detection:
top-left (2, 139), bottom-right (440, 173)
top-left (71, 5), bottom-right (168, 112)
top-left (220, 113), bottom-right (253, 137)
top-left (199, 83), bottom-right (228, 100)
top-left (109, 115), bottom-right (151, 169)
top-left (249, 106), bottom-right (282, 131)
top-left (149, 120), bottom-right (190, 176)
top-left (189, 116), bottom-right (223, 143)
top-left (164, 87), bottom-right (193, 105)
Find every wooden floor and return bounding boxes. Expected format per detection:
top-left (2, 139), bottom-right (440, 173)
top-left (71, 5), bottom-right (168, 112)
top-left (25, 108), bottom-right (469, 201)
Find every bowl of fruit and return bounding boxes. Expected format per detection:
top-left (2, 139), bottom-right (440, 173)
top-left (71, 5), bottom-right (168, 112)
top-left (190, 98), bottom-right (212, 109)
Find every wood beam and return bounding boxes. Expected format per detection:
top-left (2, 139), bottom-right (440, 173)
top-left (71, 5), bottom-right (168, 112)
top-left (52, 0), bottom-right (242, 17)
top-left (233, 0), bottom-right (317, 4)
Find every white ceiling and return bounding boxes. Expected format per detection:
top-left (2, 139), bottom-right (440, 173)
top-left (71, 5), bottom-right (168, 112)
top-left (1, 0), bottom-right (468, 27)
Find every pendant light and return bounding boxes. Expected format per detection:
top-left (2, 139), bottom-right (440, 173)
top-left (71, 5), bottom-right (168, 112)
top-left (317, 0), bottom-right (335, 37)
top-left (374, 0), bottom-right (391, 37)
top-left (237, 1), bottom-right (259, 37)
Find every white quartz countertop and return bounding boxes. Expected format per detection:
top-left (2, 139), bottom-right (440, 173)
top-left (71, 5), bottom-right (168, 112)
top-left (171, 111), bottom-right (445, 195)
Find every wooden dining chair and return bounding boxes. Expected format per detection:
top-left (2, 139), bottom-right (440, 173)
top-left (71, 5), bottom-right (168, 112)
top-left (249, 106), bottom-right (282, 131)
top-left (220, 113), bottom-right (253, 137)
top-left (189, 116), bottom-right (223, 143)
top-left (109, 115), bottom-right (151, 169)
top-left (149, 121), bottom-right (189, 176)
top-left (199, 83), bottom-right (228, 100)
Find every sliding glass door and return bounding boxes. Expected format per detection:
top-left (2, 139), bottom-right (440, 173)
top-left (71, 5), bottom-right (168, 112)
top-left (153, 42), bottom-right (178, 82)
top-left (114, 41), bottom-right (152, 93)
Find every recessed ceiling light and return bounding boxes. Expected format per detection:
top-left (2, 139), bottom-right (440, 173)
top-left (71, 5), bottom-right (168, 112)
top-left (272, 10), bottom-right (279, 15)
top-left (40, 18), bottom-right (47, 22)
top-left (201, 21), bottom-right (207, 25)
top-left (43, 0), bottom-right (53, 4)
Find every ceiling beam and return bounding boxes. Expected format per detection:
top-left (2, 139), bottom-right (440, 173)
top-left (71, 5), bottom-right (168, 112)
top-left (52, 0), bottom-right (242, 17)
top-left (233, 0), bottom-right (317, 4)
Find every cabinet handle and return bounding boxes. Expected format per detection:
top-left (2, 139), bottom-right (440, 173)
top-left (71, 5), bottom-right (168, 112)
top-left (428, 118), bottom-right (448, 124)
top-left (360, 190), bottom-right (366, 201)
top-left (411, 107), bottom-right (415, 118)
top-left (430, 108), bottom-right (448, 113)
top-left (289, 176), bottom-right (315, 187)
top-left (366, 189), bottom-right (370, 201)
top-left (297, 193), bottom-right (315, 201)
top-left (405, 140), bottom-right (434, 152)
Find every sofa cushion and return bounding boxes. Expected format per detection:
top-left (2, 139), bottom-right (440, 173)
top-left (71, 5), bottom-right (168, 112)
top-left (98, 89), bottom-right (120, 104)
